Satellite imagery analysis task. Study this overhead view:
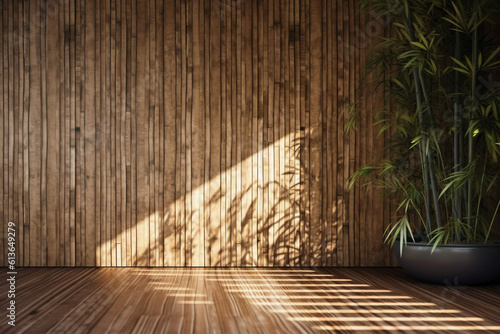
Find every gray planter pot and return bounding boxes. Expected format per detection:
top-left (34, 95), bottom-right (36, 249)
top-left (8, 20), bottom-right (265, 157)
top-left (394, 241), bottom-right (500, 285)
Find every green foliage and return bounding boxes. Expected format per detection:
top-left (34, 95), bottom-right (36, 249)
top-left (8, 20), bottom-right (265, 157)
top-left (354, 0), bottom-right (500, 250)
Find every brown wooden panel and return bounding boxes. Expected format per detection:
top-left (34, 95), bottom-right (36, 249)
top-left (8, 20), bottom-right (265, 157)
top-left (28, 0), bottom-right (41, 267)
top-left (109, 0), bottom-right (117, 267)
top-left (309, 0), bottom-right (322, 267)
top-left (185, 0), bottom-right (193, 267)
top-left (135, 0), bottom-right (149, 266)
top-left (209, 0), bottom-right (222, 266)
top-left (46, 0), bottom-right (60, 267)
top-left (11, 0), bottom-right (19, 269)
top-left (174, 0), bottom-right (182, 267)
top-left (163, 0), bottom-right (176, 267)
top-left (0, 0), bottom-right (5, 268)
top-left (118, 0), bottom-right (127, 268)
top-left (191, 0), bottom-right (204, 267)
top-left (83, 0), bottom-right (96, 267)
top-left (235, 0), bottom-right (243, 267)
top-left (147, 0), bottom-right (156, 267)
top-left (219, 0), bottom-right (227, 268)
top-left (0, 0), bottom-right (390, 267)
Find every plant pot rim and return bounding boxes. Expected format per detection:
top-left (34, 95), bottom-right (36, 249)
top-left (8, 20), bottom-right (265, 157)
top-left (401, 241), bottom-right (500, 248)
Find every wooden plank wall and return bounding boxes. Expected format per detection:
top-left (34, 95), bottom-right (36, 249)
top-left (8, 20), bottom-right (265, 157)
top-left (0, 0), bottom-right (395, 267)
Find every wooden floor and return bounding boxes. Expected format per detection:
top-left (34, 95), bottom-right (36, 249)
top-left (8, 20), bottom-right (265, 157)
top-left (1, 268), bottom-right (500, 333)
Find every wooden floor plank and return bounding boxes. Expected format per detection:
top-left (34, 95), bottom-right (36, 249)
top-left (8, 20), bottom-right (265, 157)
top-left (1, 268), bottom-right (499, 334)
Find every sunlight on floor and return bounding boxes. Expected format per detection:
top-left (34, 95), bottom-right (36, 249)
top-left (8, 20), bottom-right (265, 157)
top-left (132, 268), bottom-right (500, 333)
top-left (199, 268), bottom-right (496, 333)
top-left (314, 325), bottom-right (500, 331)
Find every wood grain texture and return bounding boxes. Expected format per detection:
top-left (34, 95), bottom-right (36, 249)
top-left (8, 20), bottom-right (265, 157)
top-left (0, 0), bottom-right (390, 267)
top-left (0, 0), bottom-right (5, 267)
top-left (1, 268), bottom-right (500, 333)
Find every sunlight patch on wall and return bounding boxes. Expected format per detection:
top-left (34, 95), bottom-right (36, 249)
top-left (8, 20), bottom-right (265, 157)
top-left (99, 129), bottom-right (345, 267)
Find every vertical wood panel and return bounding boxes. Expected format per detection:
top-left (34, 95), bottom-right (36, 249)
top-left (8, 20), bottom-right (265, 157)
top-left (185, 0), bottom-right (193, 267)
top-left (68, 0), bottom-right (76, 267)
top-left (104, 0), bottom-right (111, 267)
top-left (219, 0), bottom-right (227, 267)
top-left (209, 0), bottom-right (221, 266)
top-left (94, 0), bottom-right (101, 267)
top-left (11, 0), bottom-right (19, 268)
top-left (28, 0), bottom-right (41, 266)
top-left (282, 0), bottom-right (290, 266)
top-left (191, 0), bottom-right (204, 267)
top-left (6, 1), bottom-right (13, 269)
top-left (275, 0), bottom-right (284, 266)
top-left (336, 0), bottom-right (345, 267)
top-left (14, 0), bottom-right (21, 266)
top-left (135, 0), bottom-right (149, 266)
top-left (110, 0), bottom-right (117, 267)
top-left (174, 0), bottom-right (182, 267)
top-left (357, 0), bottom-right (366, 267)
top-left (299, 0), bottom-right (307, 267)
top-left (267, 0), bottom-right (275, 267)
top-left (84, 0), bottom-right (96, 266)
top-left (226, 0), bottom-right (235, 267)
top-left (203, 0), bottom-right (211, 267)
top-left (0, 0), bottom-right (4, 267)
top-left (131, 0), bottom-right (138, 266)
top-left (235, 0), bottom-right (242, 266)
top-left (147, 0), bottom-right (156, 267)
top-left (230, 0), bottom-right (238, 267)
top-left (1, 0), bottom-right (390, 268)
top-left (75, 0), bottom-right (82, 268)
top-left (164, 0), bottom-right (176, 267)
top-left (326, 0), bottom-right (336, 267)
top-left (309, 0), bottom-right (322, 267)
top-left (261, 0), bottom-right (268, 267)
top-left (118, 0), bottom-right (127, 267)
top-left (47, 0), bottom-right (60, 267)
top-left (320, 0), bottom-right (327, 267)
top-left (1, 0), bottom-right (6, 267)
top-left (343, 0), bottom-right (352, 267)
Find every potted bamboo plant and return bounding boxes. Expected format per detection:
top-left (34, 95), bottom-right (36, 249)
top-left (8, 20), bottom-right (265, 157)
top-left (350, 0), bottom-right (500, 285)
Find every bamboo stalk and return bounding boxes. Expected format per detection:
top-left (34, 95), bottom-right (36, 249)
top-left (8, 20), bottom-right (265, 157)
top-left (404, 1), bottom-right (433, 232)
top-left (467, 4), bottom-right (479, 228)
top-left (453, 28), bottom-right (462, 241)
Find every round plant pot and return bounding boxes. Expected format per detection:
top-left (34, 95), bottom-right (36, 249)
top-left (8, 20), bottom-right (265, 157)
top-left (394, 241), bottom-right (500, 285)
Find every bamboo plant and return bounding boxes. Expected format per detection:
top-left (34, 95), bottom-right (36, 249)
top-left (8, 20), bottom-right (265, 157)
top-left (350, 0), bottom-right (500, 251)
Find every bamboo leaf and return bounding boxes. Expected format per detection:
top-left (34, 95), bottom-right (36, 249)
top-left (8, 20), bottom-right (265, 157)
top-left (467, 12), bottom-right (477, 32)
top-left (411, 42), bottom-right (427, 50)
top-left (482, 46), bottom-right (500, 68)
top-left (393, 22), bottom-right (407, 30)
top-left (453, 67), bottom-right (471, 76)
top-left (344, 103), bottom-right (358, 133)
top-left (483, 60), bottom-right (500, 71)
top-left (465, 56), bottom-right (473, 71)
top-left (418, 32), bottom-right (429, 49)
top-left (451, 1), bottom-right (463, 26)
top-left (414, 15), bottom-right (425, 31)
top-left (429, 59), bottom-right (437, 74)
top-left (429, 36), bottom-right (435, 49)
top-left (392, 78), bottom-right (407, 90)
top-left (442, 16), bottom-right (464, 31)
top-left (402, 57), bottom-right (419, 70)
top-left (451, 57), bottom-right (468, 70)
